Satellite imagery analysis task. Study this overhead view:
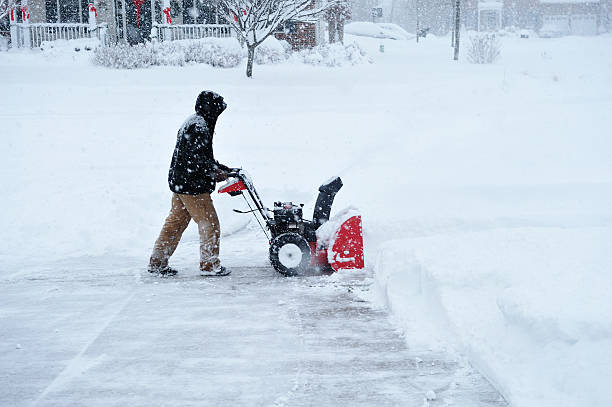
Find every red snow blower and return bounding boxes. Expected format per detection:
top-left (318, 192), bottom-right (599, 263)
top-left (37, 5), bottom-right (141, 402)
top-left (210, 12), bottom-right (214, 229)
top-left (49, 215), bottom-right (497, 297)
top-left (219, 170), bottom-right (364, 276)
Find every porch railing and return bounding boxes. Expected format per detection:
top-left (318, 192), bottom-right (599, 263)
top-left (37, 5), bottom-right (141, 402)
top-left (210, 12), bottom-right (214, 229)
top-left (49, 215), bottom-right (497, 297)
top-left (152, 23), bottom-right (234, 41)
top-left (12, 23), bottom-right (109, 49)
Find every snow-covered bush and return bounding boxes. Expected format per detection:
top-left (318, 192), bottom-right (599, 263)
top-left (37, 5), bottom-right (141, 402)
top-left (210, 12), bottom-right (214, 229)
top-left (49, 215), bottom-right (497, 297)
top-left (93, 38), bottom-right (369, 70)
top-left (0, 36), bottom-right (9, 52)
top-left (93, 38), bottom-right (244, 69)
top-left (93, 43), bottom-right (154, 69)
top-left (182, 38), bottom-right (244, 67)
top-left (254, 37), bottom-right (290, 65)
top-left (467, 33), bottom-right (501, 64)
top-left (296, 41), bottom-right (371, 67)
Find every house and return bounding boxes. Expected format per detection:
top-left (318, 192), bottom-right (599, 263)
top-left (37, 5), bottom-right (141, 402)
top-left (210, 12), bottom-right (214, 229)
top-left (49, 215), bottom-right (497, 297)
top-left (477, 0), bottom-right (503, 31)
top-left (5, 0), bottom-right (328, 48)
top-left (274, 19), bottom-right (319, 49)
top-left (538, 0), bottom-right (601, 36)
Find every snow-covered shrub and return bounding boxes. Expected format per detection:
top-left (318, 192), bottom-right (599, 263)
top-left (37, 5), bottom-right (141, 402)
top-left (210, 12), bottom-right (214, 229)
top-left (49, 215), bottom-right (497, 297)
top-left (0, 36), bottom-right (9, 52)
top-left (152, 41), bottom-right (187, 66)
top-left (93, 38), bottom-right (243, 69)
top-left (182, 38), bottom-right (244, 67)
top-left (93, 43), bottom-right (154, 69)
top-left (296, 41), bottom-right (371, 67)
top-left (93, 38), bottom-right (369, 70)
top-left (467, 33), bottom-right (501, 64)
top-left (254, 37), bottom-right (289, 65)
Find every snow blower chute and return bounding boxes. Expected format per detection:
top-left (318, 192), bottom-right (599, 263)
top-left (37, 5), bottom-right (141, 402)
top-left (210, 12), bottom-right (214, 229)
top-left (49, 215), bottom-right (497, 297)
top-left (219, 170), bottom-right (364, 276)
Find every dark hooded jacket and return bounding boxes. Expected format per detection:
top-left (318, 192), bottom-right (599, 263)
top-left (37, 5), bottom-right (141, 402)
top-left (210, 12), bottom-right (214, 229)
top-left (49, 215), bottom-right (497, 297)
top-left (168, 91), bottom-right (227, 195)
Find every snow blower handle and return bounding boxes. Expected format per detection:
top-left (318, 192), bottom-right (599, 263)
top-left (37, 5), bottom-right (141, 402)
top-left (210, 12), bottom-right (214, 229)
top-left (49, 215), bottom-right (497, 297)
top-left (225, 168), bottom-right (242, 177)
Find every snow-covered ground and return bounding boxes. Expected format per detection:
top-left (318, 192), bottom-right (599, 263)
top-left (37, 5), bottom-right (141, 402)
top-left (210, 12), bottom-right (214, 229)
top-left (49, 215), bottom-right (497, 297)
top-left (1, 32), bottom-right (611, 406)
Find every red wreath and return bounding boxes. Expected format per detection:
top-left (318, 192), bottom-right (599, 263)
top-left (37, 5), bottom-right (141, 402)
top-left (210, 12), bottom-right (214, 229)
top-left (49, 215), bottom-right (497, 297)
top-left (163, 7), bottom-right (172, 23)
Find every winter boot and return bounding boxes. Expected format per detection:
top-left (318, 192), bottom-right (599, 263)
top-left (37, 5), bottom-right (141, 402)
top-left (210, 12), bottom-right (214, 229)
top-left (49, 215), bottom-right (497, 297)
top-left (148, 265), bottom-right (178, 276)
top-left (200, 265), bottom-right (231, 277)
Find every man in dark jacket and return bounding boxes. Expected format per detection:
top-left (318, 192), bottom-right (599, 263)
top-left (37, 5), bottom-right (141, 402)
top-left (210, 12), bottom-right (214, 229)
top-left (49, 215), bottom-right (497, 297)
top-left (149, 91), bottom-right (231, 276)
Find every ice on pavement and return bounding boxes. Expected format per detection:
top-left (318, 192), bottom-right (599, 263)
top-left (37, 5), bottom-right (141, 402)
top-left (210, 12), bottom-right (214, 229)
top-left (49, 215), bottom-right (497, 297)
top-left (1, 247), bottom-right (506, 406)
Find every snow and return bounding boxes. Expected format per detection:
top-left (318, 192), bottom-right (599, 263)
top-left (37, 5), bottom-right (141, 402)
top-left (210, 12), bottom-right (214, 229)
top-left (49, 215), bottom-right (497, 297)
top-left (370, 229), bottom-right (612, 407)
top-left (39, 38), bottom-right (102, 53)
top-left (315, 206), bottom-right (360, 249)
top-left (2, 32), bottom-right (612, 406)
top-left (345, 22), bottom-right (412, 40)
top-left (478, 1), bottom-right (504, 9)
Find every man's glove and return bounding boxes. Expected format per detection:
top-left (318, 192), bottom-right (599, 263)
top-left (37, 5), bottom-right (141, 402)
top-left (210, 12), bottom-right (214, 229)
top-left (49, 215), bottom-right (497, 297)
top-left (213, 168), bottom-right (229, 182)
top-left (215, 161), bottom-right (232, 172)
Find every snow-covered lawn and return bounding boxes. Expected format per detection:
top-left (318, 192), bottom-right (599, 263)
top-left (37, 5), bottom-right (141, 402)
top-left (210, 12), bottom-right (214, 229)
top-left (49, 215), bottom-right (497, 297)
top-left (1, 33), bottom-right (611, 406)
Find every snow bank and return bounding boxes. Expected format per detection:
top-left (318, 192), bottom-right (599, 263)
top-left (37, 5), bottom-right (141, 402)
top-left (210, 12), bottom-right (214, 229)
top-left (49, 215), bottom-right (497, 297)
top-left (40, 37), bottom-right (102, 54)
top-left (372, 228), bottom-right (612, 407)
top-left (345, 21), bottom-right (411, 40)
top-left (93, 38), bottom-right (244, 69)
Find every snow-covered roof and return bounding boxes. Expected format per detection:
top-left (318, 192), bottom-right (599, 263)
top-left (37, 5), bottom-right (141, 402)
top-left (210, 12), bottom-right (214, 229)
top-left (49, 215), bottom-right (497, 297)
top-left (539, 0), bottom-right (599, 3)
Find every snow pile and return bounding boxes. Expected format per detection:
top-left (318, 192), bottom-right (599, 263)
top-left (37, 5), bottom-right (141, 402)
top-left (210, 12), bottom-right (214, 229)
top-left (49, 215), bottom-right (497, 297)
top-left (315, 206), bottom-right (360, 249)
top-left (377, 23), bottom-right (412, 40)
top-left (254, 37), bottom-right (290, 64)
top-left (372, 228), bottom-right (612, 407)
top-left (93, 38), bottom-right (243, 69)
top-left (40, 38), bottom-right (102, 54)
top-left (296, 41), bottom-right (371, 66)
top-left (345, 21), bottom-right (411, 40)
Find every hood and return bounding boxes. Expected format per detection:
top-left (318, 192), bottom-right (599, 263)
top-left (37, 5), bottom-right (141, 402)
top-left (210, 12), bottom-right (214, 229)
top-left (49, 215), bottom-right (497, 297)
top-left (195, 90), bottom-right (227, 120)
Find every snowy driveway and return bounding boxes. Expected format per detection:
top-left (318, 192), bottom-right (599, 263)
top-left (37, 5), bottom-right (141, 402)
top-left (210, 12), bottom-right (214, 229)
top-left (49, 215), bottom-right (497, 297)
top-left (1, 233), bottom-right (506, 407)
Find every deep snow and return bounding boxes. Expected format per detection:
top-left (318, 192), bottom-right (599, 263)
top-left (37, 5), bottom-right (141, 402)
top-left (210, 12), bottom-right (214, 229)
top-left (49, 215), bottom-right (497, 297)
top-left (1, 32), bottom-right (611, 406)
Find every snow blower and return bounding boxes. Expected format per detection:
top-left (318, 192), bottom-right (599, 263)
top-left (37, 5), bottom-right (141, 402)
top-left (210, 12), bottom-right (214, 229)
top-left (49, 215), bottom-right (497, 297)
top-left (219, 169), bottom-right (364, 276)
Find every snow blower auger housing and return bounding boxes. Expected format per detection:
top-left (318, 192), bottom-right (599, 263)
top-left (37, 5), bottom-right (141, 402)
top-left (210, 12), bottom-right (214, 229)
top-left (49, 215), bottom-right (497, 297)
top-left (219, 170), bottom-right (364, 276)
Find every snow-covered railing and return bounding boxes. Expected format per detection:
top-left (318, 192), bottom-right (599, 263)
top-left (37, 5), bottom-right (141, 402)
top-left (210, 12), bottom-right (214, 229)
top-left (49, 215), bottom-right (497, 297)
top-left (152, 23), bottom-right (234, 41)
top-left (12, 22), bottom-right (109, 48)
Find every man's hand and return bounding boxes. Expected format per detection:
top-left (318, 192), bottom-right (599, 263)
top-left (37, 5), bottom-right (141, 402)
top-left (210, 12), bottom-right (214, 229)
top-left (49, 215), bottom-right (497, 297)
top-left (213, 168), bottom-right (229, 182)
top-left (215, 161), bottom-right (232, 172)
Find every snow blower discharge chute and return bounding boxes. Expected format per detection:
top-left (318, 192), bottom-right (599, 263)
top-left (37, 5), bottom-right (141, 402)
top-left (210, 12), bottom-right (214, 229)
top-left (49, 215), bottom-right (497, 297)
top-left (219, 170), bottom-right (364, 276)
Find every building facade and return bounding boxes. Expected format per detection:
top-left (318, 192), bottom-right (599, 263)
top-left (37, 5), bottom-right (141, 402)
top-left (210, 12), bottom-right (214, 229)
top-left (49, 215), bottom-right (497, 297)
top-left (5, 0), bottom-right (329, 47)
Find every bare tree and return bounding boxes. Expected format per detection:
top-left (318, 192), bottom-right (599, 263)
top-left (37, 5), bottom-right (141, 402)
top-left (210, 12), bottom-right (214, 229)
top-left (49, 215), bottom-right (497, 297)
top-left (0, 0), bottom-right (18, 20)
top-left (218, 0), bottom-right (330, 77)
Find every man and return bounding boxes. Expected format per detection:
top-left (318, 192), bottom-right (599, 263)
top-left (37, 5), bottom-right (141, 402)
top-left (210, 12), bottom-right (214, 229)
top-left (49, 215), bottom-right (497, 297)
top-left (149, 91), bottom-right (231, 276)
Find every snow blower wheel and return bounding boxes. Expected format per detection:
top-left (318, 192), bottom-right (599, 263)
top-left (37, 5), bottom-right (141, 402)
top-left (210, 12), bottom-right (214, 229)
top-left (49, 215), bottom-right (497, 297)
top-left (269, 233), bottom-right (311, 276)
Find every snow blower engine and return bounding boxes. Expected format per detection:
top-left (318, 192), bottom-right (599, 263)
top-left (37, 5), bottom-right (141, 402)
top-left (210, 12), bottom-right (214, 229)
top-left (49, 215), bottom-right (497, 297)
top-left (219, 170), bottom-right (364, 276)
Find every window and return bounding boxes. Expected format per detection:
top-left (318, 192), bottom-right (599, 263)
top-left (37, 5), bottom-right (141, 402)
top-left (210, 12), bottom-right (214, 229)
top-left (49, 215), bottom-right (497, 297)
top-left (183, 0), bottom-right (219, 24)
top-left (46, 0), bottom-right (89, 23)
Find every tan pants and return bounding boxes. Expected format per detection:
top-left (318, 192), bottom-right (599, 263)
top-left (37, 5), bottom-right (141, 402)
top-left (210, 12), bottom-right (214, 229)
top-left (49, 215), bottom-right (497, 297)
top-left (150, 193), bottom-right (221, 271)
